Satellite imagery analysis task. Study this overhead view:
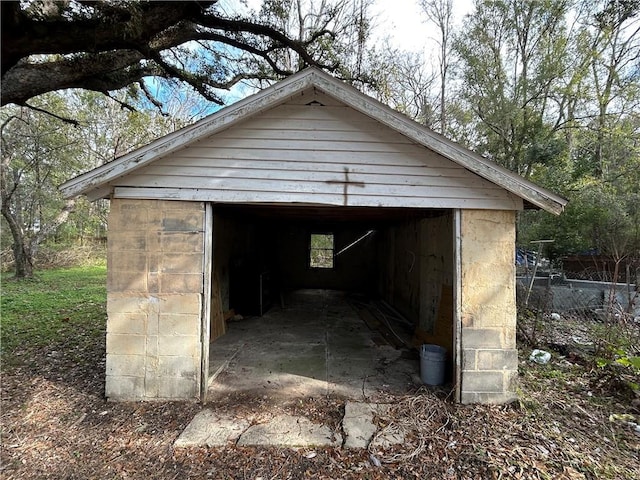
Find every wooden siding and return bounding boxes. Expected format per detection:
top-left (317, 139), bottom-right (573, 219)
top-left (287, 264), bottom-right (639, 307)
top-left (111, 90), bottom-right (523, 210)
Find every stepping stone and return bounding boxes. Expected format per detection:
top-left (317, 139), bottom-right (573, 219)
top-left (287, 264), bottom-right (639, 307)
top-left (342, 402), bottom-right (392, 449)
top-left (174, 409), bottom-right (249, 447)
top-left (237, 414), bottom-right (341, 447)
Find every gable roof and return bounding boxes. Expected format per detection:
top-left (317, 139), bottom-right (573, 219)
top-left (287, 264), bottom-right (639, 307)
top-left (60, 67), bottom-right (567, 214)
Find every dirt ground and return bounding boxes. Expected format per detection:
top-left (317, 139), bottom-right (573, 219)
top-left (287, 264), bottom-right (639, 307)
top-left (1, 315), bottom-right (639, 479)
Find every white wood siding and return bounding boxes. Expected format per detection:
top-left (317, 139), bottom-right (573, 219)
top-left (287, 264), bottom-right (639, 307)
top-left (112, 90), bottom-right (523, 210)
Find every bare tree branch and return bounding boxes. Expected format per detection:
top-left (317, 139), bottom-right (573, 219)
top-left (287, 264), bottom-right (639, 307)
top-left (23, 103), bottom-right (80, 126)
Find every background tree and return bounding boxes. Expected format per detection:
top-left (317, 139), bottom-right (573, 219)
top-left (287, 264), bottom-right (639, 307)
top-left (419, 0), bottom-right (454, 134)
top-left (0, 89), bottom-right (196, 278)
top-left (1, 0), bottom-right (340, 109)
top-left (520, 0), bottom-right (640, 261)
top-left (254, 0), bottom-right (375, 85)
top-left (454, 0), bottom-right (572, 178)
top-left (1, 98), bottom-right (80, 277)
top-left (368, 45), bottom-right (437, 126)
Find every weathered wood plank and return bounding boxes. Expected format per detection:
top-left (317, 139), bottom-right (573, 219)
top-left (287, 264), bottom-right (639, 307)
top-left (116, 175), bottom-right (514, 199)
top-left (153, 159), bottom-right (465, 177)
top-left (214, 126), bottom-right (413, 143)
top-left (132, 165), bottom-right (483, 186)
top-left (195, 137), bottom-right (421, 153)
top-left (60, 67), bottom-right (565, 214)
top-left (169, 148), bottom-right (449, 168)
top-left (59, 72), bottom-right (320, 198)
top-left (309, 71), bottom-right (566, 213)
top-left (112, 187), bottom-right (523, 210)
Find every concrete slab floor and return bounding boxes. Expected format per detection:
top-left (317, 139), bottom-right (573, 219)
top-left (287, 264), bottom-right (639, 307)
top-left (207, 289), bottom-right (420, 403)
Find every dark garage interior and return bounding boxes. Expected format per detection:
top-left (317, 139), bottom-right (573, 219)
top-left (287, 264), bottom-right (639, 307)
top-left (208, 204), bottom-right (455, 374)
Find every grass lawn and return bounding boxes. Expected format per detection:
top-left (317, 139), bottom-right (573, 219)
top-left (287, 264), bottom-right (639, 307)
top-left (1, 265), bottom-right (107, 368)
top-left (1, 266), bottom-right (638, 479)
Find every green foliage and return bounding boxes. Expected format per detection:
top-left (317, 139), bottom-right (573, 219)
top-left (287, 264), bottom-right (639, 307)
top-left (453, 0), bottom-right (640, 260)
top-left (0, 265), bottom-right (107, 366)
top-left (455, 0), bottom-right (573, 177)
top-left (0, 89), bottom-right (193, 276)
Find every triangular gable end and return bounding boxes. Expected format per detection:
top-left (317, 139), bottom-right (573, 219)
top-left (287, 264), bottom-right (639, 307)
top-left (111, 87), bottom-right (524, 210)
top-left (60, 67), bottom-right (567, 214)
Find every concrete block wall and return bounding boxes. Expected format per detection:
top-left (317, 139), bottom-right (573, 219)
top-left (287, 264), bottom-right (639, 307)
top-left (105, 199), bottom-right (205, 400)
top-left (459, 209), bottom-right (518, 404)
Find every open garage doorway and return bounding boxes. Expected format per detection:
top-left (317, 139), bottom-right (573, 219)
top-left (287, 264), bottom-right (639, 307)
top-left (204, 204), bottom-right (456, 401)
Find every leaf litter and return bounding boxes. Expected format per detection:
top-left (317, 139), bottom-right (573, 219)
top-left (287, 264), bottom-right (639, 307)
top-left (1, 318), bottom-right (639, 479)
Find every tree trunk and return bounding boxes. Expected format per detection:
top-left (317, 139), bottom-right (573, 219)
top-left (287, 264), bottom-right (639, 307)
top-left (1, 203), bottom-right (33, 278)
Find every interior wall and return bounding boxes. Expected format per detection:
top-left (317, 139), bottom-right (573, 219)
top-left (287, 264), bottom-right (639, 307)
top-left (377, 212), bottom-right (454, 353)
top-left (213, 212), bottom-right (279, 316)
top-left (213, 211), bottom-right (378, 316)
top-left (275, 224), bottom-right (377, 292)
top-left (417, 213), bottom-right (454, 354)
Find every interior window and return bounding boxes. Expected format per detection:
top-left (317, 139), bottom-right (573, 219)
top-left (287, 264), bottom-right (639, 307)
top-left (310, 233), bottom-right (334, 269)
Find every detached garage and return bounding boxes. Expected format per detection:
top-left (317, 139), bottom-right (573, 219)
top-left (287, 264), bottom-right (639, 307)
top-left (60, 67), bottom-right (566, 404)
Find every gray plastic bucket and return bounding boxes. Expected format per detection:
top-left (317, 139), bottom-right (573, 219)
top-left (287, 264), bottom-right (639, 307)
top-left (420, 344), bottom-right (446, 386)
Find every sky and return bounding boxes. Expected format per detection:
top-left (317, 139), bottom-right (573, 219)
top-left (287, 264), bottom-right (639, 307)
top-left (228, 0), bottom-right (476, 52)
top-left (370, 0), bottom-right (474, 52)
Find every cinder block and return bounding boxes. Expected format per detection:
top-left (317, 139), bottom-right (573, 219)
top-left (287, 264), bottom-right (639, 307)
top-left (158, 355), bottom-right (198, 378)
top-left (469, 303), bottom-right (516, 328)
top-left (158, 335), bottom-right (200, 357)
top-left (105, 374), bottom-right (145, 400)
top-left (460, 391), bottom-right (518, 405)
top-left (106, 354), bottom-right (145, 377)
top-left (461, 370), bottom-right (505, 393)
top-left (162, 214), bottom-right (203, 232)
top-left (158, 376), bottom-right (199, 399)
top-left (107, 270), bottom-right (147, 293)
top-left (147, 272), bottom-right (160, 293)
top-left (461, 327), bottom-right (503, 349)
top-left (147, 233), bottom-right (162, 252)
top-left (162, 200), bottom-right (204, 211)
top-left (107, 294), bottom-right (149, 314)
top-left (159, 314), bottom-right (201, 336)
top-left (160, 274), bottom-right (203, 294)
top-left (108, 232), bottom-right (147, 251)
top-left (477, 349), bottom-right (518, 370)
top-left (147, 253), bottom-right (160, 273)
top-left (120, 199), bottom-right (157, 210)
top-left (147, 315), bottom-right (159, 336)
top-left (161, 232), bottom-right (204, 253)
top-left (110, 252), bottom-right (147, 272)
top-left (462, 349), bottom-right (477, 370)
top-left (146, 335), bottom-right (159, 358)
top-left (160, 294), bottom-right (202, 315)
top-left (503, 327), bottom-right (517, 349)
top-left (109, 206), bottom-right (149, 231)
top-left (461, 313), bottom-right (475, 328)
top-left (107, 313), bottom-right (147, 335)
top-left (506, 369), bottom-right (519, 392)
top-left (161, 253), bottom-right (203, 275)
top-left (106, 333), bottom-right (146, 355)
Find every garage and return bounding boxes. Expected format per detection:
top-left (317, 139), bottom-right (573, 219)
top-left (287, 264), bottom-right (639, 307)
top-left (60, 67), bottom-right (566, 404)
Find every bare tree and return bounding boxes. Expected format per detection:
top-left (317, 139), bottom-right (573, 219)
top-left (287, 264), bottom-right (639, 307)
top-left (420, 0), bottom-right (454, 133)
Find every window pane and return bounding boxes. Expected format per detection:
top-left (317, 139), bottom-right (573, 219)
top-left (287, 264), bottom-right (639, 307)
top-left (310, 234), bottom-right (334, 268)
